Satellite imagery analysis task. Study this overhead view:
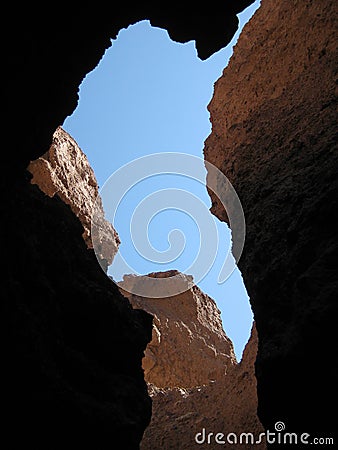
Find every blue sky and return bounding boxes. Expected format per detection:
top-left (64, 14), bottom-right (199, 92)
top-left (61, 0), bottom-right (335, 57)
top-left (63, 1), bottom-right (261, 361)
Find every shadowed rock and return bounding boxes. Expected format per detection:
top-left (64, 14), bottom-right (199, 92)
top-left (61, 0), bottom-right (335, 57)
top-left (204, 0), bottom-right (338, 440)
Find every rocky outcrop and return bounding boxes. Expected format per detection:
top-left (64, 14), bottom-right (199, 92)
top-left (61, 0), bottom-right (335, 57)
top-left (3, 4), bottom-right (257, 450)
top-left (119, 271), bottom-right (236, 388)
top-left (120, 272), bottom-right (265, 449)
top-left (27, 129), bottom-right (262, 447)
top-left (3, 0), bottom-right (337, 448)
top-left (204, 0), bottom-right (337, 439)
top-left (142, 324), bottom-right (266, 450)
top-left (28, 126), bottom-right (120, 268)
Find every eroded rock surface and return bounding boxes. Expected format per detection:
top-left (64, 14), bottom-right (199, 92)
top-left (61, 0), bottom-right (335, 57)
top-left (120, 272), bottom-right (265, 449)
top-left (3, 3), bottom-right (256, 449)
top-left (26, 125), bottom-right (263, 448)
top-left (28, 126), bottom-right (120, 268)
top-left (141, 324), bottom-right (266, 450)
top-left (6, 4), bottom-right (257, 449)
top-left (204, 0), bottom-right (338, 438)
top-left (3, 175), bottom-right (153, 449)
top-left (4, 0), bottom-right (337, 448)
top-left (120, 271), bottom-right (236, 388)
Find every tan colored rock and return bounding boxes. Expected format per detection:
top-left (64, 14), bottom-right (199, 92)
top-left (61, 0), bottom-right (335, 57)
top-left (119, 271), bottom-right (265, 448)
top-left (28, 126), bottom-right (120, 267)
top-left (119, 270), bottom-right (236, 388)
top-left (141, 323), bottom-right (266, 450)
top-left (28, 125), bottom-right (264, 447)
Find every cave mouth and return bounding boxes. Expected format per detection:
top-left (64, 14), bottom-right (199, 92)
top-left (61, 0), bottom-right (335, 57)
top-left (62, 3), bottom-right (260, 361)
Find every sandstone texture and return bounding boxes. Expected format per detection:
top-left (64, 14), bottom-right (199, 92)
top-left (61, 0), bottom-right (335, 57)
top-left (142, 324), bottom-right (266, 450)
top-left (3, 4), bottom-right (256, 449)
top-left (28, 126), bottom-right (120, 268)
top-left (204, 0), bottom-right (338, 438)
top-left (27, 130), bottom-right (264, 448)
top-left (120, 272), bottom-right (265, 449)
top-left (4, 0), bottom-right (337, 448)
top-left (120, 271), bottom-right (236, 388)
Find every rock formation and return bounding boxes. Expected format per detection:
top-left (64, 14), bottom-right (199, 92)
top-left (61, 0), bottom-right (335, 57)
top-left (3, 174), bottom-right (153, 449)
top-left (119, 270), bottom-right (236, 388)
top-left (28, 127), bottom-right (264, 447)
top-left (120, 271), bottom-right (266, 449)
top-left (3, 0), bottom-right (337, 448)
top-left (28, 126), bottom-right (120, 268)
top-left (4, 4), bottom-right (258, 449)
top-left (29, 126), bottom-right (264, 446)
top-left (142, 323), bottom-right (266, 450)
top-left (204, 0), bottom-right (337, 439)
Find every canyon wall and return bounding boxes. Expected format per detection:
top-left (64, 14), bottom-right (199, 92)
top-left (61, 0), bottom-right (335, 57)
top-left (142, 324), bottom-right (265, 450)
top-left (29, 131), bottom-right (264, 448)
top-left (204, 0), bottom-right (337, 441)
top-left (3, 173), bottom-right (153, 449)
top-left (4, 4), bottom-right (255, 448)
top-left (3, 0), bottom-right (337, 448)
top-left (28, 126), bottom-right (120, 268)
top-left (120, 271), bottom-right (236, 387)
top-left (120, 272), bottom-right (265, 449)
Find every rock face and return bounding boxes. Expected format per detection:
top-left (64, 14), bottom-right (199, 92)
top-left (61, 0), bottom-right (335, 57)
top-left (142, 324), bottom-right (266, 450)
top-left (120, 271), bottom-right (236, 388)
top-left (28, 126), bottom-right (120, 268)
top-left (120, 272), bottom-right (265, 449)
top-left (28, 131), bottom-right (263, 447)
top-left (3, 174), bottom-right (153, 449)
top-left (3, 4), bottom-right (257, 449)
top-left (28, 127), bottom-right (263, 447)
top-left (3, 1), bottom-right (337, 448)
top-left (204, 0), bottom-right (337, 439)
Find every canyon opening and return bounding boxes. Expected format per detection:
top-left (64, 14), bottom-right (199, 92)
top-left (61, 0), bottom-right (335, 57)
top-left (62, 5), bottom-right (260, 362)
top-left (30, 4), bottom-right (265, 447)
top-left (7, 0), bottom-right (336, 448)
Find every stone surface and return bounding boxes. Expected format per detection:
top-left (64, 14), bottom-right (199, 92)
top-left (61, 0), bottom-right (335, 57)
top-left (3, 0), bottom-right (337, 448)
top-left (3, 174), bottom-right (153, 449)
top-left (28, 126), bottom-right (120, 268)
top-left (119, 270), bottom-right (236, 388)
top-left (120, 272), bottom-right (265, 449)
top-left (27, 133), bottom-right (263, 447)
top-left (141, 324), bottom-right (266, 449)
top-left (3, 4), bottom-right (257, 449)
top-left (204, 0), bottom-right (337, 439)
